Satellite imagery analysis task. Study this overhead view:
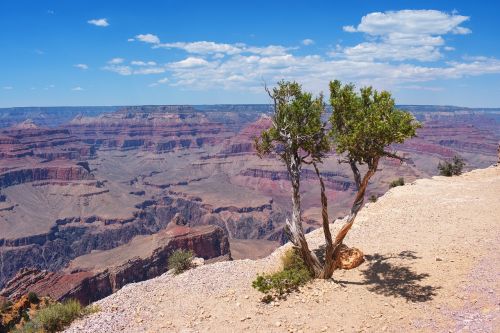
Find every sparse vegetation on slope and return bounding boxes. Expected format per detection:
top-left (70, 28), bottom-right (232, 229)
top-left (14, 299), bottom-right (99, 333)
top-left (168, 249), bottom-right (195, 275)
top-left (389, 177), bottom-right (405, 188)
top-left (252, 248), bottom-right (312, 302)
top-left (438, 155), bottom-right (465, 176)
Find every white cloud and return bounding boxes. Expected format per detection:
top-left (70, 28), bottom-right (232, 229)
top-left (341, 10), bottom-right (471, 62)
top-left (103, 59), bottom-right (165, 75)
top-left (3, 86), bottom-right (13, 90)
top-left (158, 41), bottom-right (243, 54)
top-left (72, 86), bottom-right (84, 91)
top-left (170, 57), bottom-right (210, 68)
top-left (346, 10), bottom-right (470, 36)
top-left (133, 67), bottom-right (166, 75)
top-left (149, 77), bottom-right (169, 87)
top-left (88, 18), bottom-right (109, 27)
top-left (108, 12), bottom-right (500, 94)
top-left (342, 25), bottom-right (356, 33)
top-left (131, 60), bottom-right (157, 66)
top-left (134, 34), bottom-right (290, 56)
top-left (103, 65), bottom-right (132, 75)
top-left (135, 33), bottom-right (160, 44)
top-left (74, 63), bottom-right (89, 70)
top-left (301, 39), bottom-right (315, 46)
top-left (108, 58), bottom-right (124, 64)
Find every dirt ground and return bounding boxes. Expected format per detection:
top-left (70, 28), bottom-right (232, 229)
top-left (65, 166), bottom-right (500, 333)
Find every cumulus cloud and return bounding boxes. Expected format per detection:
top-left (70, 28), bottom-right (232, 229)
top-left (341, 10), bottom-right (471, 62)
top-left (149, 77), bottom-right (169, 87)
top-left (72, 86), bottom-right (84, 91)
top-left (74, 64), bottom-right (88, 70)
top-left (107, 10), bottom-right (500, 93)
top-left (169, 57), bottom-right (210, 68)
top-left (103, 59), bottom-right (165, 75)
top-left (135, 34), bottom-right (160, 44)
top-left (131, 60), bottom-right (157, 66)
top-left (133, 34), bottom-right (291, 56)
top-left (87, 18), bottom-right (109, 27)
top-left (301, 39), bottom-right (315, 46)
top-left (108, 58), bottom-right (125, 64)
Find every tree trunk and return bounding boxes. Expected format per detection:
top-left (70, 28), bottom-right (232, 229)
top-left (286, 154), bottom-right (322, 276)
top-left (331, 158), bottom-right (379, 269)
top-left (312, 163), bottom-right (335, 279)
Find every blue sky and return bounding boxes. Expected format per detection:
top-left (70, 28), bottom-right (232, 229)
top-left (1, 0), bottom-right (500, 107)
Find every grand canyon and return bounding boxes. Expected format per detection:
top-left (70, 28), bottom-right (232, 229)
top-left (0, 104), bottom-right (498, 306)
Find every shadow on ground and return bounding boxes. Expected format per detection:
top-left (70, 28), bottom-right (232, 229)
top-left (332, 250), bottom-right (440, 302)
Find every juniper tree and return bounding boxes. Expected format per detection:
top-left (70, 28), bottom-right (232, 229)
top-left (254, 81), bottom-right (331, 277)
top-left (328, 80), bottom-right (421, 269)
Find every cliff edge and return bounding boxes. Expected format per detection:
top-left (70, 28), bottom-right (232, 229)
top-left (66, 166), bottom-right (500, 333)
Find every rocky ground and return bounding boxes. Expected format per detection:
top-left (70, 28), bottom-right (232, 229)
top-left (64, 166), bottom-right (500, 333)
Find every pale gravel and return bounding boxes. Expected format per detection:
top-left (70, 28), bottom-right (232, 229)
top-left (65, 166), bottom-right (500, 333)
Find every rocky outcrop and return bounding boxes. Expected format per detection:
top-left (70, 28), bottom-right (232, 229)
top-left (67, 109), bottom-right (233, 152)
top-left (0, 225), bottom-right (230, 305)
top-left (0, 163), bottom-right (93, 188)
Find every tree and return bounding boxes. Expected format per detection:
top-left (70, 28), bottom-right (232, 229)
top-left (438, 155), bottom-right (465, 176)
top-left (254, 81), bottom-right (331, 277)
top-left (328, 80), bottom-right (421, 271)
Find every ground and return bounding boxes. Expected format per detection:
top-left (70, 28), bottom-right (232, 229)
top-left (65, 166), bottom-right (500, 333)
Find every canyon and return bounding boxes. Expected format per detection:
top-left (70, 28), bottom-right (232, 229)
top-left (0, 104), bottom-right (498, 304)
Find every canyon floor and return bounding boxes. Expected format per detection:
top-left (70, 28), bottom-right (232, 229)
top-left (64, 166), bottom-right (500, 333)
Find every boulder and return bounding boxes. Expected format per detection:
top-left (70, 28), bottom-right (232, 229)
top-left (337, 244), bottom-right (364, 270)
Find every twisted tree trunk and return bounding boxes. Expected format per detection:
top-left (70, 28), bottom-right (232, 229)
top-left (312, 163), bottom-right (336, 279)
top-left (286, 154), bottom-right (322, 276)
top-left (330, 157), bottom-right (379, 269)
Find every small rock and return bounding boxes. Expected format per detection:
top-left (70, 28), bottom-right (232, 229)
top-left (275, 321), bottom-right (282, 327)
top-left (435, 257), bottom-right (443, 261)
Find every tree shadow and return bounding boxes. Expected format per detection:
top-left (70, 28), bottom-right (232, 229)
top-left (333, 250), bottom-right (440, 303)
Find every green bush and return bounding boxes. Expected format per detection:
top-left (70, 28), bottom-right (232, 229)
top-left (438, 155), bottom-right (465, 177)
top-left (368, 194), bottom-right (378, 203)
top-left (27, 292), bottom-right (39, 304)
top-left (252, 248), bottom-right (312, 302)
top-left (168, 249), bottom-right (194, 275)
top-left (14, 299), bottom-right (99, 333)
top-left (389, 177), bottom-right (405, 188)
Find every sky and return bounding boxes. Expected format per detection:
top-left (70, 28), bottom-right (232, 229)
top-left (1, 0), bottom-right (500, 107)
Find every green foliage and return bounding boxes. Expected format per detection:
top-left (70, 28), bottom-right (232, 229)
top-left (254, 81), bottom-right (330, 164)
top-left (27, 292), bottom-right (39, 304)
top-left (369, 194), bottom-right (378, 202)
top-left (329, 80), bottom-right (421, 166)
top-left (14, 299), bottom-right (99, 333)
top-left (389, 177), bottom-right (405, 188)
top-left (252, 248), bottom-right (312, 302)
top-left (438, 155), bottom-right (465, 176)
top-left (168, 249), bottom-right (194, 275)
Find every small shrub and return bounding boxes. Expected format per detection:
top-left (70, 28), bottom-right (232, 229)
top-left (27, 292), bottom-right (39, 304)
top-left (14, 299), bottom-right (99, 333)
top-left (369, 194), bottom-right (378, 203)
top-left (252, 248), bottom-right (312, 302)
top-left (438, 155), bottom-right (465, 177)
top-left (168, 249), bottom-right (194, 275)
top-left (389, 177), bottom-right (405, 188)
